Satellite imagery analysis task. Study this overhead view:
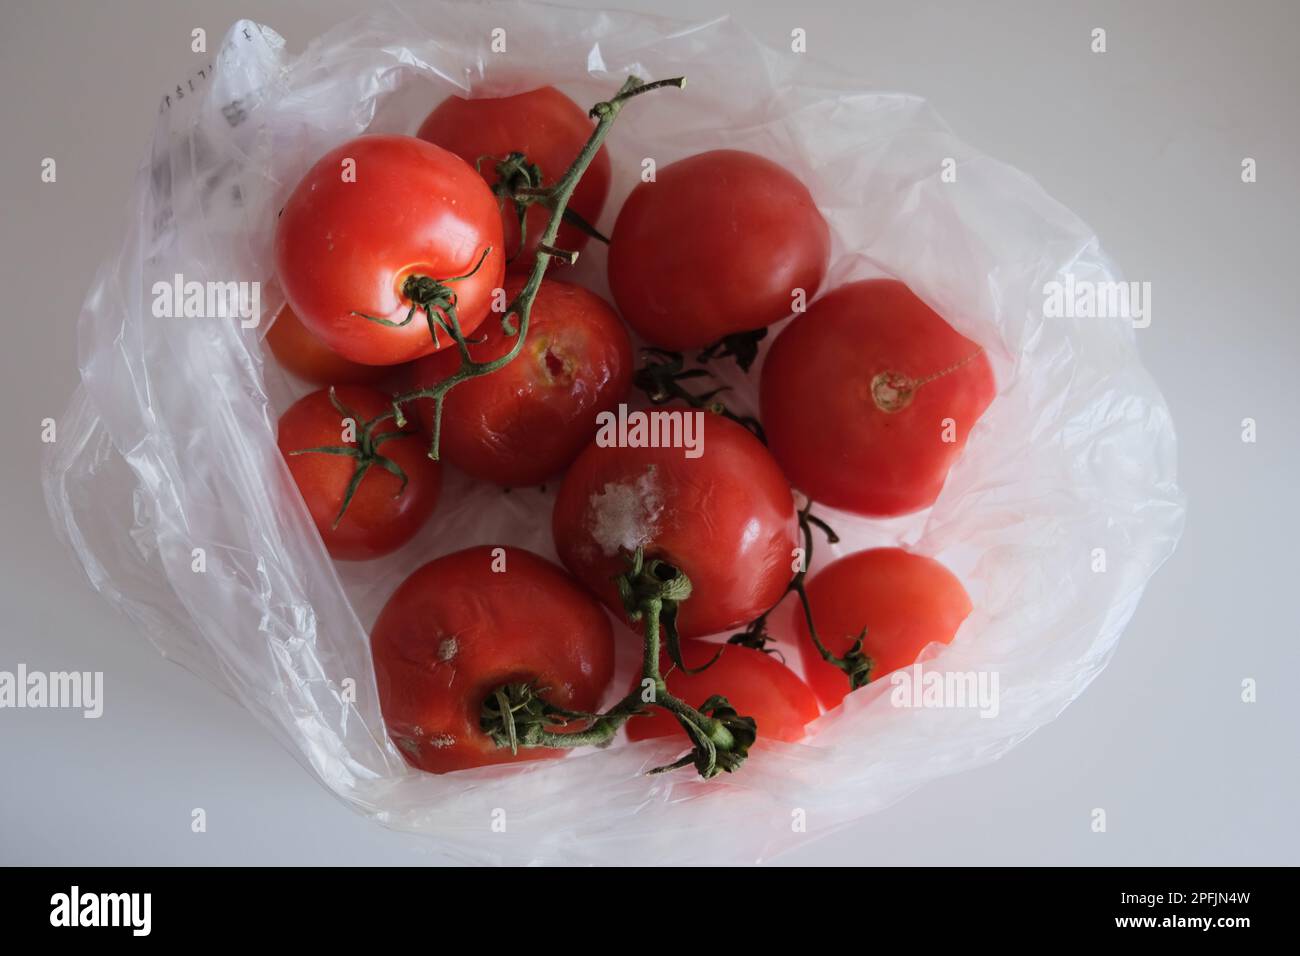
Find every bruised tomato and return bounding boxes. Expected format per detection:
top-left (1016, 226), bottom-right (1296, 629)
top-left (552, 411), bottom-right (797, 638)
top-left (277, 386), bottom-right (440, 560)
top-left (370, 546), bottom-right (615, 773)
top-left (410, 277), bottom-right (632, 486)
top-left (417, 87), bottom-right (611, 266)
top-left (275, 135), bottom-right (504, 366)
top-left (761, 279), bottom-right (996, 517)
top-left (626, 640), bottom-right (820, 744)
top-left (608, 149), bottom-right (830, 350)
top-left (265, 303), bottom-right (390, 387)
top-left (795, 548), bottom-right (973, 708)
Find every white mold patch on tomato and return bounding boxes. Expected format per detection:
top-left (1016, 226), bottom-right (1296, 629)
top-left (588, 466), bottom-right (663, 557)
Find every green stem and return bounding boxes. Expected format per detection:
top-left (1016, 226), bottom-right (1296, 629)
top-left (479, 549), bottom-right (756, 778)
top-left (383, 75), bottom-right (685, 461)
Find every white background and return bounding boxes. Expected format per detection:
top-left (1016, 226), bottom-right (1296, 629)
top-left (1, 0), bottom-right (1296, 865)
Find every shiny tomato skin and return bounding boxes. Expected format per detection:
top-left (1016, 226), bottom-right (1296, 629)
top-left (552, 412), bottom-right (798, 638)
top-left (275, 135), bottom-right (504, 367)
top-left (277, 386), bottom-right (441, 561)
top-left (626, 640), bottom-right (821, 744)
top-left (607, 149), bottom-right (830, 350)
top-left (761, 279), bottom-right (996, 517)
top-left (416, 87), bottom-right (611, 267)
top-left (370, 546), bottom-right (616, 773)
top-left (411, 277), bottom-right (632, 486)
top-left (265, 303), bottom-right (391, 386)
top-left (795, 548), bottom-right (973, 709)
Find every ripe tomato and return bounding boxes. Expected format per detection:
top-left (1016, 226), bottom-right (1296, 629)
top-left (795, 548), bottom-right (972, 708)
top-left (410, 276), bottom-right (632, 486)
top-left (265, 303), bottom-right (391, 386)
top-left (552, 411), bottom-right (797, 638)
top-left (626, 640), bottom-right (820, 744)
top-left (275, 135), bottom-right (504, 367)
top-left (761, 279), bottom-right (996, 517)
top-left (607, 149), bottom-right (830, 350)
top-left (370, 545), bottom-right (615, 773)
top-left (276, 386), bottom-right (441, 560)
top-left (416, 86), bottom-right (611, 267)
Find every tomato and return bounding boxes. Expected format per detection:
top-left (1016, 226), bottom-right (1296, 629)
top-left (795, 548), bottom-right (972, 708)
top-left (370, 545), bottom-right (615, 773)
top-left (265, 303), bottom-right (392, 386)
top-left (607, 149), bottom-right (830, 350)
top-left (626, 640), bottom-right (820, 744)
top-left (761, 279), bottom-right (996, 517)
top-left (276, 386), bottom-right (441, 560)
top-left (275, 135), bottom-right (504, 367)
top-left (416, 86), bottom-right (611, 267)
top-left (410, 276), bottom-right (632, 486)
top-left (552, 411), bottom-right (797, 638)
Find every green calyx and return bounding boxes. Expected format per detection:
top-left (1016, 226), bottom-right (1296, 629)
top-left (478, 546), bottom-right (758, 780)
top-left (697, 327), bottom-right (768, 373)
top-left (485, 152), bottom-right (611, 262)
top-left (633, 348), bottom-right (767, 443)
top-left (288, 387), bottom-right (411, 528)
top-left (350, 247), bottom-right (493, 352)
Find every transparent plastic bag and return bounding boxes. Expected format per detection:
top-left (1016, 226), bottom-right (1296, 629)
top-left (42, 1), bottom-right (1184, 864)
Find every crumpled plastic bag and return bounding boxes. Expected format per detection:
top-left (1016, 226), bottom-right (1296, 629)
top-left (42, 0), bottom-right (1185, 864)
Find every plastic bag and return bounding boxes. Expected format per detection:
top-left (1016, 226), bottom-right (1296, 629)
top-left (42, 1), bottom-right (1185, 864)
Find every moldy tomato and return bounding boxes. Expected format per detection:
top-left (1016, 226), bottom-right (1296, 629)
top-left (552, 410), bottom-right (797, 638)
top-left (370, 545), bottom-right (615, 773)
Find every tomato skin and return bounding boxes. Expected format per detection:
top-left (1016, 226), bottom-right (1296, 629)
top-left (276, 386), bottom-right (441, 561)
top-left (626, 640), bottom-right (820, 744)
top-left (416, 87), bottom-right (611, 267)
top-left (370, 546), bottom-right (615, 773)
top-left (265, 303), bottom-right (392, 386)
top-left (552, 412), bottom-right (798, 638)
top-left (410, 277), bottom-right (632, 486)
top-left (275, 135), bottom-right (504, 367)
top-left (761, 279), bottom-right (996, 517)
top-left (607, 149), bottom-right (830, 350)
top-left (795, 548), bottom-right (972, 709)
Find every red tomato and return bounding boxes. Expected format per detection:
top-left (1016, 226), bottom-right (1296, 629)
top-left (275, 135), bottom-right (504, 366)
top-left (265, 303), bottom-right (391, 386)
top-left (761, 279), bottom-right (996, 517)
top-left (795, 548), bottom-right (972, 708)
top-left (552, 411), bottom-right (797, 638)
top-left (626, 640), bottom-right (820, 744)
top-left (416, 86), bottom-right (611, 267)
top-left (370, 545), bottom-right (616, 773)
top-left (410, 276), bottom-right (632, 486)
top-left (277, 386), bottom-right (441, 560)
top-left (607, 149), bottom-right (830, 350)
